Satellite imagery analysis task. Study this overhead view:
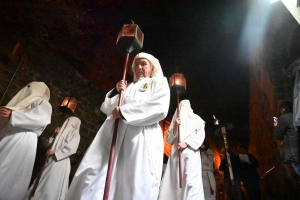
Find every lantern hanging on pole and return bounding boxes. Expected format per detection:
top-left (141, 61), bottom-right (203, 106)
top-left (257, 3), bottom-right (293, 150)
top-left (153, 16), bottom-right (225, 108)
top-left (103, 22), bottom-right (144, 200)
top-left (169, 69), bottom-right (187, 188)
top-left (169, 73), bottom-right (186, 95)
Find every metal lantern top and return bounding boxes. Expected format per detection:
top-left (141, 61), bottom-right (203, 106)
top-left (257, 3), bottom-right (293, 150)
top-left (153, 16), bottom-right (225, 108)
top-left (59, 97), bottom-right (78, 115)
top-left (169, 73), bottom-right (187, 95)
top-left (116, 24), bottom-right (144, 56)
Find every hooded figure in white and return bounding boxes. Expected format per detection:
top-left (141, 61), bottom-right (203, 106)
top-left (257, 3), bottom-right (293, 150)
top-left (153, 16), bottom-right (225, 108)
top-left (26, 116), bottom-right (81, 200)
top-left (65, 52), bottom-right (170, 200)
top-left (159, 100), bottom-right (205, 200)
top-left (0, 81), bottom-right (52, 200)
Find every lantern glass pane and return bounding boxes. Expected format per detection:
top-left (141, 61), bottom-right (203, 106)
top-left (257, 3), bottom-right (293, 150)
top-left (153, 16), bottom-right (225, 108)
top-left (123, 25), bottom-right (135, 37)
top-left (169, 74), bottom-right (175, 87)
top-left (136, 27), bottom-right (144, 45)
top-left (68, 99), bottom-right (78, 112)
top-left (61, 97), bottom-right (70, 106)
top-left (175, 74), bottom-right (183, 86)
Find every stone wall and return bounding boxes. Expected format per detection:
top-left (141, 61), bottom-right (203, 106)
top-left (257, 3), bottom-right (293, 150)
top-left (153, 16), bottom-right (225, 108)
top-left (0, 41), bottom-right (107, 181)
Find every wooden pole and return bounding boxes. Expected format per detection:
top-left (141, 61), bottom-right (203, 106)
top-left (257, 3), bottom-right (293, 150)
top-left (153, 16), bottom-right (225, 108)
top-left (176, 94), bottom-right (183, 188)
top-left (103, 52), bottom-right (129, 200)
top-left (221, 127), bottom-right (235, 185)
top-left (0, 46), bottom-right (27, 105)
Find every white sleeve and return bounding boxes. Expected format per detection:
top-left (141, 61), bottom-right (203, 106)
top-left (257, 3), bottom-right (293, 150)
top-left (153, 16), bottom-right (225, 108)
top-left (100, 89), bottom-right (119, 116)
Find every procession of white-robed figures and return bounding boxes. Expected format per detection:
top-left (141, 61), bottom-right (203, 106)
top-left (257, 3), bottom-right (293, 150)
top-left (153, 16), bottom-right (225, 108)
top-left (0, 52), bottom-right (216, 200)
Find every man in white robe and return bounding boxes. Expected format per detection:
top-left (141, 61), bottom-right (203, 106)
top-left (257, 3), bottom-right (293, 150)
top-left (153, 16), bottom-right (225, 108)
top-left (65, 52), bottom-right (170, 200)
top-left (26, 116), bottom-right (81, 200)
top-left (0, 81), bottom-right (52, 200)
top-left (200, 141), bottom-right (216, 200)
top-left (159, 100), bottom-right (205, 200)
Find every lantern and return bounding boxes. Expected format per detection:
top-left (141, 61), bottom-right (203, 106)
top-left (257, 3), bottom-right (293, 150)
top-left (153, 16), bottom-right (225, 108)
top-left (116, 23), bottom-right (144, 56)
top-left (169, 73), bottom-right (186, 95)
top-left (59, 96), bottom-right (77, 115)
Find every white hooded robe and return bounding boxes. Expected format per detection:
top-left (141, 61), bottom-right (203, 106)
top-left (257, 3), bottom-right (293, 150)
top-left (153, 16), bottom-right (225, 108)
top-left (26, 116), bottom-right (81, 200)
top-left (0, 82), bottom-right (52, 200)
top-left (159, 100), bottom-right (205, 200)
top-left (65, 52), bottom-right (170, 200)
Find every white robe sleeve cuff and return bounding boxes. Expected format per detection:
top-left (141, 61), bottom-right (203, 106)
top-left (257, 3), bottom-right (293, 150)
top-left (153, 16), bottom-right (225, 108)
top-left (100, 89), bottom-right (119, 116)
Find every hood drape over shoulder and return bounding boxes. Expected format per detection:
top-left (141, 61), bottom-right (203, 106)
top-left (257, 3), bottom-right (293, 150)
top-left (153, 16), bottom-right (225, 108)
top-left (52, 116), bottom-right (81, 151)
top-left (168, 99), bottom-right (205, 150)
top-left (6, 81), bottom-right (50, 113)
top-left (0, 81), bottom-right (50, 132)
top-left (169, 100), bottom-right (205, 140)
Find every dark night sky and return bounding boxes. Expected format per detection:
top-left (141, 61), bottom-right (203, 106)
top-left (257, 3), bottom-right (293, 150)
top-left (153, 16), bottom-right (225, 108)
top-left (87, 0), bottom-right (250, 142)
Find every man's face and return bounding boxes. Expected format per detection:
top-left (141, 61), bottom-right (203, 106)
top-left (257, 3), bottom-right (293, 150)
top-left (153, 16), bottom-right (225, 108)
top-left (133, 58), bottom-right (153, 80)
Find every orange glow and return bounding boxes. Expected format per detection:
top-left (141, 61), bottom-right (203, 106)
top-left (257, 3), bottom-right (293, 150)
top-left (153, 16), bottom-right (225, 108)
top-left (169, 73), bottom-right (186, 88)
top-left (213, 149), bottom-right (223, 174)
top-left (159, 120), bottom-right (172, 157)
